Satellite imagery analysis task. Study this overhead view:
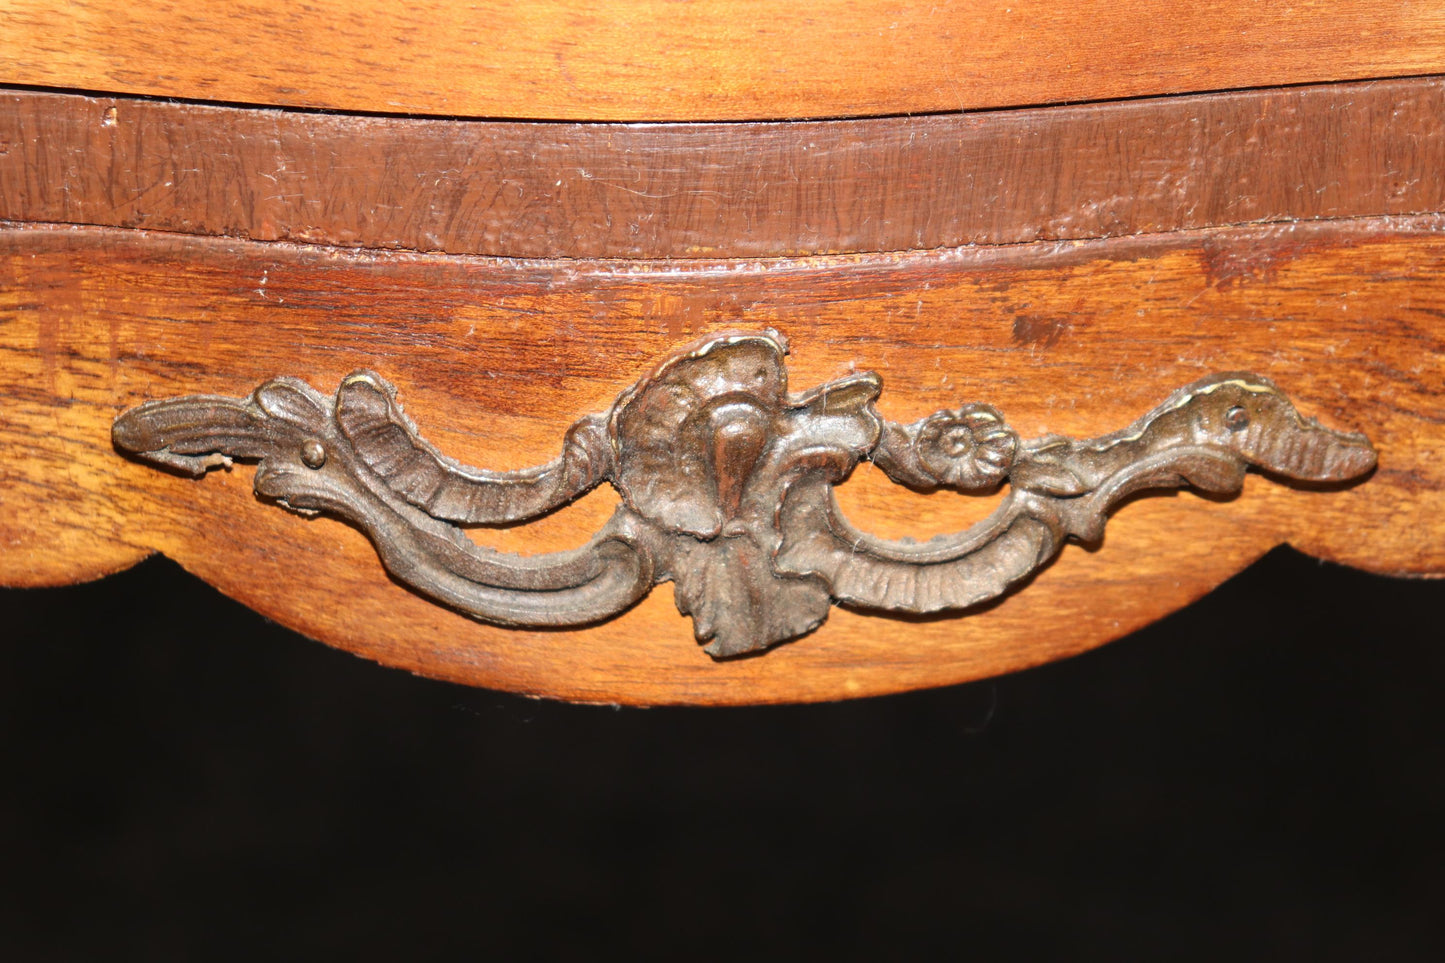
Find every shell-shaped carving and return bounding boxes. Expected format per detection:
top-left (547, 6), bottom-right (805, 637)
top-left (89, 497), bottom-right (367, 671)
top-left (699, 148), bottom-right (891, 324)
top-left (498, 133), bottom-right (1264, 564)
top-left (610, 334), bottom-right (788, 537)
top-left (915, 404), bottom-right (1018, 489)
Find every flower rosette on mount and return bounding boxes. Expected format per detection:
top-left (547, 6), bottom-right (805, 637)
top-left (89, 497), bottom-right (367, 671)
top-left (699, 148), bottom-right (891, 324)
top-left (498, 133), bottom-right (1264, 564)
top-left (608, 332), bottom-right (883, 657)
top-left (915, 404), bottom-right (1019, 489)
top-left (870, 401), bottom-right (1020, 492)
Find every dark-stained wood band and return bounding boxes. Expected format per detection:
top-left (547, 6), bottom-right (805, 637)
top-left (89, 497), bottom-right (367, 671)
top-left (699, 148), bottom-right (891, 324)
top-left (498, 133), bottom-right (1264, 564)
top-left (4, 78), bottom-right (1444, 259)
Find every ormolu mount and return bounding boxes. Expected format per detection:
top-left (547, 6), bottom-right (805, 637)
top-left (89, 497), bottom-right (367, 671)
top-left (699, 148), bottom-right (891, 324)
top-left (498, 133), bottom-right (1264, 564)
top-left (113, 331), bottom-right (1375, 657)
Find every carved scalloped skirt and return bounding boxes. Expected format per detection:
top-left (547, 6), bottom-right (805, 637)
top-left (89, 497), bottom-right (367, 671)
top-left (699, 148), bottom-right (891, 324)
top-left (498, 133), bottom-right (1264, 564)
top-left (3, 79), bottom-right (1443, 705)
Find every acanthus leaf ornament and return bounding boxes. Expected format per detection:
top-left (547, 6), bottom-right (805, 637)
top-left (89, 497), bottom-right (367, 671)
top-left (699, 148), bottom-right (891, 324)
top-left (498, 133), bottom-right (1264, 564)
top-left (112, 331), bottom-right (1376, 658)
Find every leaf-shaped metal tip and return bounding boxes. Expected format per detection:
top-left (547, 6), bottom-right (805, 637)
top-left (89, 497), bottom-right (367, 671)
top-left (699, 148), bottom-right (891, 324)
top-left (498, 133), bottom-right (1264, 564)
top-left (112, 396), bottom-right (264, 475)
top-left (110, 406), bottom-right (158, 455)
top-left (1327, 433), bottom-right (1378, 479)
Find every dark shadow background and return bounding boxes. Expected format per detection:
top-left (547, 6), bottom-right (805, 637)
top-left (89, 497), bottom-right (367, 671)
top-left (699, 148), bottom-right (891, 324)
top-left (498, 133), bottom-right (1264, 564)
top-left (2, 548), bottom-right (1442, 961)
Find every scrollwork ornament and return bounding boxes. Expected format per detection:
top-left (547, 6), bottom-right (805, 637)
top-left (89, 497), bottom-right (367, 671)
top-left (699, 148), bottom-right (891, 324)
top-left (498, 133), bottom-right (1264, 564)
top-left (113, 330), bottom-right (1376, 659)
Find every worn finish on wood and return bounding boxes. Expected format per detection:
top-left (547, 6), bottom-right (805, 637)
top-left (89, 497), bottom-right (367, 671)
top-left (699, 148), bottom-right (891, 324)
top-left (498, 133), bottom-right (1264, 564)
top-left (2, 219), bottom-right (1441, 703)
top-left (4, 79), bottom-right (1445, 259)
top-left (112, 334), bottom-right (1376, 658)
top-left (4, 1), bottom-right (1445, 120)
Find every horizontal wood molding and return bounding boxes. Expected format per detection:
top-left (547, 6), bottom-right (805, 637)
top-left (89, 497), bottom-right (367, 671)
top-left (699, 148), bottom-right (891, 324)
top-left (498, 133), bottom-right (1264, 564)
top-left (4, 79), bottom-right (1444, 259)
top-left (2, 219), bottom-right (1441, 704)
top-left (3, 1), bottom-right (1445, 120)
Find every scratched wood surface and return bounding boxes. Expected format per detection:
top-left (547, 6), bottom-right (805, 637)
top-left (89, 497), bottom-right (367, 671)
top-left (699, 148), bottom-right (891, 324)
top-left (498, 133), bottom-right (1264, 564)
top-left (4, 79), bottom-right (1445, 260)
top-left (4, 0), bottom-right (1445, 120)
top-left (2, 219), bottom-right (1441, 704)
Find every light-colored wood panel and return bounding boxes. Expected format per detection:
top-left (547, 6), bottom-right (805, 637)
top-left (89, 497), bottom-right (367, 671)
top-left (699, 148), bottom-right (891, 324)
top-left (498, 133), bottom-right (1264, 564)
top-left (1, 220), bottom-right (1441, 704)
top-left (3, 1), bottom-right (1445, 120)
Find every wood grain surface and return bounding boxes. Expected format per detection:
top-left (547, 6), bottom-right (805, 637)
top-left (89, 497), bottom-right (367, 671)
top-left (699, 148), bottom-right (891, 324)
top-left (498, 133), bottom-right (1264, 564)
top-left (2, 218), bottom-right (1441, 704)
top-left (4, 79), bottom-right (1445, 259)
top-left (3, 1), bottom-right (1445, 120)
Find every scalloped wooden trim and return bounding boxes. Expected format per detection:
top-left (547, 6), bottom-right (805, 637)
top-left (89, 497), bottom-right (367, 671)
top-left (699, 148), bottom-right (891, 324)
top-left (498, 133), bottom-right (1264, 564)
top-left (2, 219), bottom-right (1442, 703)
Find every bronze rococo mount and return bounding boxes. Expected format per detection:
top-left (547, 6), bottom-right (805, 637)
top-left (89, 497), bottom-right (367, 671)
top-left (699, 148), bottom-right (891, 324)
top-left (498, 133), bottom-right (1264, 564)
top-left (112, 331), bottom-right (1376, 658)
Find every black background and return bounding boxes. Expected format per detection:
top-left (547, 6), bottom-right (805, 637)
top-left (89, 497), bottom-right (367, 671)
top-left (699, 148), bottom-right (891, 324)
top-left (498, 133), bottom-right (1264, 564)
top-left (2, 549), bottom-right (1442, 960)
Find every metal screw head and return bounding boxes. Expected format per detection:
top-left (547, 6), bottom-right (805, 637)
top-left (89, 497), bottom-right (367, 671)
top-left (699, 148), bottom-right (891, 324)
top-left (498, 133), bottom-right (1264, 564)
top-left (1224, 406), bottom-right (1250, 431)
top-left (301, 439), bottom-right (327, 469)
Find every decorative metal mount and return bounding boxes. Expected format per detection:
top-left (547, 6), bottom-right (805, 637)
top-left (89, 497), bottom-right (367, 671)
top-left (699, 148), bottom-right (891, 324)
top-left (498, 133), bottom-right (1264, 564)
top-left (112, 331), bottom-right (1375, 658)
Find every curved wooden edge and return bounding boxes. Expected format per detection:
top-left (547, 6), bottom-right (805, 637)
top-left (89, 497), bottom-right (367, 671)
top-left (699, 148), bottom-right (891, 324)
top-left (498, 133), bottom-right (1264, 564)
top-left (4, 79), bottom-right (1445, 259)
top-left (2, 220), bottom-right (1442, 704)
top-left (4, 1), bottom-right (1445, 120)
